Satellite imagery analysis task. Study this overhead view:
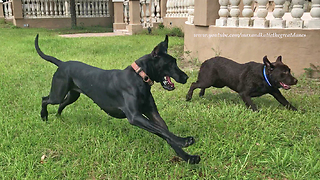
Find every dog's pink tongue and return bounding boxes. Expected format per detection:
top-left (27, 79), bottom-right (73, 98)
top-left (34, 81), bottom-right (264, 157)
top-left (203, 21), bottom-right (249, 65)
top-left (166, 76), bottom-right (174, 87)
top-left (280, 82), bottom-right (290, 89)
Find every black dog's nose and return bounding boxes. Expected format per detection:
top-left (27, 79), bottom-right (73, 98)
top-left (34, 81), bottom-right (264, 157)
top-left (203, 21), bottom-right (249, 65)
top-left (182, 75), bottom-right (189, 84)
top-left (294, 78), bottom-right (298, 84)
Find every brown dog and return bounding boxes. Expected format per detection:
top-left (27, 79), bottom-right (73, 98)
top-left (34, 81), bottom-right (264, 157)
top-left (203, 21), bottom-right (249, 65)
top-left (186, 56), bottom-right (298, 111)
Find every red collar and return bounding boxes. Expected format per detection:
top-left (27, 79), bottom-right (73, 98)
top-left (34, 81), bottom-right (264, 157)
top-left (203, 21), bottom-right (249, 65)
top-left (131, 62), bottom-right (154, 86)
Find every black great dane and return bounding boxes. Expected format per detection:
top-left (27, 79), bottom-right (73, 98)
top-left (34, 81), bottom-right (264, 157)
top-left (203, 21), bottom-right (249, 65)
top-left (35, 34), bottom-right (200, 164)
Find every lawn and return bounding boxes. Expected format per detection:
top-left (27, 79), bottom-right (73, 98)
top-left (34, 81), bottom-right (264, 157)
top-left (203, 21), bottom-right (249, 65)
top-left (0, 26), bottom-right (319, 179)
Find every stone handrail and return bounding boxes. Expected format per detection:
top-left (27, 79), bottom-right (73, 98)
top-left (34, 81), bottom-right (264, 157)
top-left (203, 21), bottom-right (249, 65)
top-left (166, 0), bottom-right (194, 23)
top-left (20, 0), bottom-right (110, 18)
top-left (214, 0), bottom-right (320, 28)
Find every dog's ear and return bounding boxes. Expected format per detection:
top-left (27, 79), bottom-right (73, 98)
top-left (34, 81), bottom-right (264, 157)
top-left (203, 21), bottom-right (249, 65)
top-left (151, 45), bottom-right (160, 58)
top-left (276, 56), bottom-right (282, 63)
top-left (164, 35), bottom-right (168, 48)
top-left (263, 56), bottom-right (274, 70)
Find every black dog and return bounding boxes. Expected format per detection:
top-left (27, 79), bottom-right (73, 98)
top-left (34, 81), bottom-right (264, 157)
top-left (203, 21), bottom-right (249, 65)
top-left (186, 56), bottom-right (298, 111)
top-left (35, 34), bottom-right (200, 164)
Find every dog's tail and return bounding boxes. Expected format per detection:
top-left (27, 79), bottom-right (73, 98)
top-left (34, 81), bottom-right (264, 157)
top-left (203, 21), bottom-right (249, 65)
top-left (35, 34), bottom-right (62, 67)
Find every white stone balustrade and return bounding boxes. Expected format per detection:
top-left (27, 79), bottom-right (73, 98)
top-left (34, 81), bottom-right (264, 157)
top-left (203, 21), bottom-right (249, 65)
top-left (3, 0), bottom-right (13, 19)
top-left (20, 0), bottom-right (110, 18)
top-left (165, 0), bottom-right (192, 19)
top-left (139, 0), bottom-right (162, 28)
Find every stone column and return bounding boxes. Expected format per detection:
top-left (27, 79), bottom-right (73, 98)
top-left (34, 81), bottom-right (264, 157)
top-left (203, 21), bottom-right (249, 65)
top-left (270, 0), bottom-right (286, 28)
top-left (128, 0), bottom-right (143, 34)
top-left (113, 0), bottom-right (126, 30)
top-left (215, 0), bottom-right (229, 26)
top-left (11, 0), bottom-right (24, 27)
top-left (194, 0), bottom-right (219, 26)
top-left (253, 0), bottom-right (269, 27)
top-left (239, 0), bottom-right (253, 27)
top-left (288, 0), bottom-right (304, 28)
top-left (307, 0), bottom-right (320, 28)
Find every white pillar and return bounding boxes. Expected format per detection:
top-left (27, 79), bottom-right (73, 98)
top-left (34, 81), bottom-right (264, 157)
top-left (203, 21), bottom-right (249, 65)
top-left (270, 0), bottom-right (286, 28)
top-left (239, 0), bottom-right (253, 27)
top-left (216, 0), bottom-right (229, 26)
top-left (307, 0), bottom-right (320, 28)
top-left (288, 0), bottom-right (304, 28)
top-left (253, 0), bottom-right (270, 28)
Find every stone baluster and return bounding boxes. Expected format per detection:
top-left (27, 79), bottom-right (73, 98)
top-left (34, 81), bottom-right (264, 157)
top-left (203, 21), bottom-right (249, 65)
top-left (170, 0), bottom-right (174, 17)
top-left (40, 0), bottom-right (44, 16)
top-left (288, 0), bottom-right (304, 28)
top-left (166, 0), bottom-right (170, 17)
top-left (64, 0), bottom-right (69, 16)
top-left (239, 0), bottom-right (253, 27)
top-left (36, 0), bottom-right (40, 16)
top-left (95, 1), bottom-right (99, 16)
top-left (98, 0), bottom-right (102, 16)
top-left (156, 0), bottom-right (160, 21)
top-left (151, 0), bottom-right (156, 23)
top-left (227, 0), bottom-right (240, 26)
top-left (49, 0), bottom-right (53, 15)
top-left (145, 0), bottom-right (150, 26)
top-left (184, 0), bottom-right (188, 17)
top-left (107, 0), bottom-right (110, 17)
top-left (270, 0), bottom-right (286, 28)
top-left (8, 1), bottom-right (13, 18)
top-left (253, 0), bottom-right (269, 27)
top-left (22, 0), bottom-right (28, 17)
top-left (173, 0), bottom-right (177, 17)
top-left (87, 1), bottom-right (92, 17)
top-left (215, 0), bottom-right (229, 26)
top-left (140, 0), bottom-right (145, 25)
top-left (31, 0), bottom-right (35, 16)
top-left (44, 0), bottom-right (49, 16)
top-left (124, 0), bottom-right (129, 24)
top-left (188, 0), bottom-right (194, 23)
top-left (307, 0), bottom-right (320, 28)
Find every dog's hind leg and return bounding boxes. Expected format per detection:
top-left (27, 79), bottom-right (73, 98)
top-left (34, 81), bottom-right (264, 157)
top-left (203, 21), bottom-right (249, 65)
top-left (199, 88), bottom-right (206, 97)
top-left (57, 91), bottom-right (81, 116)
top-left (41, 72), bottom-right (70, 121)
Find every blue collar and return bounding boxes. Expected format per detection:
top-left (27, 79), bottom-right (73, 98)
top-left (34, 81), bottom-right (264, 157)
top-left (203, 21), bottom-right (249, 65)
top-left (263, 66), bottom-right (272, 87)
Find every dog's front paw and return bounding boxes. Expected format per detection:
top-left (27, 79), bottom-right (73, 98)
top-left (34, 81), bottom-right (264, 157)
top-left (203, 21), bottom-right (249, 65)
top-left (187, 155), bottom-right (201, 164)
top-left (41, 109), bottom-right (48, 121)
top-left (186, 94), bottom-right (192, 101)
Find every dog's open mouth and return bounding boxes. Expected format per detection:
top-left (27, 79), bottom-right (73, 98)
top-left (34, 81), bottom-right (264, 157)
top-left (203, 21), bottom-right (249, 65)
top-left (161, 76), bottom-right (175, 91)
top-left (280, 82), bottom-right (291, 90)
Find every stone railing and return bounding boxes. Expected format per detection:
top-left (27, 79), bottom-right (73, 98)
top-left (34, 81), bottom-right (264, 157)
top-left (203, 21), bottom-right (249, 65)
top-left (122, 0), bottom-right (162, 28)
top-left (166, 0), bottom-right (194, 23)
top-left (20, 0), bottom-right (110, 18)
top-left (215, 0), bottom-right (320, 28)
top-left (3, 0), bottom-right (13, 19)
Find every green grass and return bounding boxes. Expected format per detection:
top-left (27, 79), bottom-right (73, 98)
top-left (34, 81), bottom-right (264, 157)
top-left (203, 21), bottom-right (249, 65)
top-left (0, 27), bottom-right (319, 179)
